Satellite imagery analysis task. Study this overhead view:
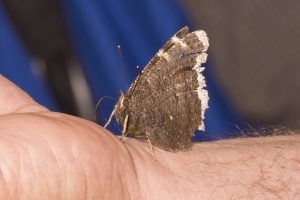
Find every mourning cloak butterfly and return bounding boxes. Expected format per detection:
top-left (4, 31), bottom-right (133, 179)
top-left (105, 26), bottom-right (209, 159)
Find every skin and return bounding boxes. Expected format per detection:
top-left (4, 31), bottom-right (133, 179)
top-left (0, 74), bottom-right (300, 199)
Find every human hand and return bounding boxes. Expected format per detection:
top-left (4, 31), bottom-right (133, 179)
top-left (1, 75), bottom-right (299, 199)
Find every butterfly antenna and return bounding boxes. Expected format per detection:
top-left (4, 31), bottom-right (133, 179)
top-left (118, 45), bottom-right (128, 90)
top-left (94, 96), bottom-right (116, 120)
top-left (135, 65), bottom-right (139, 79)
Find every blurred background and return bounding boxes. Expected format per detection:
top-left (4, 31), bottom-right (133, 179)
top-left (1, 0), bottom-right (299, 141)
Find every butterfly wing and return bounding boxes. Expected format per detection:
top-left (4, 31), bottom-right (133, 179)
top-left (122, 27), bottom-right (209, 151)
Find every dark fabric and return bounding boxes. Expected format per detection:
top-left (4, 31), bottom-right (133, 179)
top-left (0, 1), bottom-right (58, 111)
top-left (0, 0), bottom-right (241, 141)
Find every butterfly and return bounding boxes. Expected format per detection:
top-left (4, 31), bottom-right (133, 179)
top-left (105, 26), bottom-right (209, 159)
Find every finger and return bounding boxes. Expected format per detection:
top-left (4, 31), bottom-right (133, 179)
top-left (0, 75), bottom-right (48, 115)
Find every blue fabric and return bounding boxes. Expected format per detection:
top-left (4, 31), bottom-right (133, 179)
top-left (0, 1), bottom-right (58, 111)
top-left (60, 0), bottom-right (242, 140)
top-left (0, 0), bottom-right (241, 140)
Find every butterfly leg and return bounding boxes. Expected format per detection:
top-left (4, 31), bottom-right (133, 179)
top-left (120, 114), bottom-right (129, 141)
top-left (147, 137), bottom-right (156, 160)
top-left (104, 108), bottom-right (116, 128)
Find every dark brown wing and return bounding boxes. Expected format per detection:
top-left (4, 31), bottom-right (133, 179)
top-left (123, 27), bottom-right (209, 151)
